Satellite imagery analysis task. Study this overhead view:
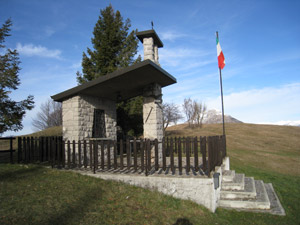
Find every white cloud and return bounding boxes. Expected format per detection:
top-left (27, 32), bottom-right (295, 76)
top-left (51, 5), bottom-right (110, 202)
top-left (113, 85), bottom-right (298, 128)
top-left (206, 83), bottom-right (300, 123)
top-left (160, 31), bottom-right (186, 41)
top-left (16, 43), bottom-right (62, 59)
top-left (69, 61), bottom-right (82, 70)
top-left (160, 48), bottom-right (214, 69)
top-left (44, 26), bottom-right (56, 37)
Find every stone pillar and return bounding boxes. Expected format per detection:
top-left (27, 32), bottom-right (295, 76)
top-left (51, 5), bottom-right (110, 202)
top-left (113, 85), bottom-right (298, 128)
top-left (143, 37), bottom-right (159, 65)
top-left (143, 83), bottom-right (163, 160)
top-left (143, 37), bottom-right (155, 62)
top-left (154, 45), bottom-right (159, 65)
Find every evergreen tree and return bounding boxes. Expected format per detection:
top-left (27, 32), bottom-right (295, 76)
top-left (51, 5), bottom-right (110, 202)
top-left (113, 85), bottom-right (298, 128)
top-left (77, 5), bottom-right (143, 137)
top-left (77, 4), bottom-right (140, 83)
top-left (0, 19), bottom-right (34, 135)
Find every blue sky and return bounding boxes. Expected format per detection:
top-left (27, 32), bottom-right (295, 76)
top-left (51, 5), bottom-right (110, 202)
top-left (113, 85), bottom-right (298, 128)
top-left (1, 0), bottom-right (300, 136)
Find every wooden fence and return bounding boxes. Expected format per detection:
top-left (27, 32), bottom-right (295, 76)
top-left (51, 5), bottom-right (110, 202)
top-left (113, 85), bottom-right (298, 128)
top-left (0, 137), bottom-right (16, 163)
top-left (17, 135), bottom-right (226, 176)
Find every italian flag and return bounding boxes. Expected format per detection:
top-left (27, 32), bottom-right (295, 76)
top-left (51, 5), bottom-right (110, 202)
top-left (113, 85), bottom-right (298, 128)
top-left (216, 36), bottom-right (225, 69)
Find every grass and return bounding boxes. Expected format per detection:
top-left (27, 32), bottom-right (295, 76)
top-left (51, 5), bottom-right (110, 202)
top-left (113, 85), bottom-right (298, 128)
top-left (0, 123), bottom-right (299, 224)
top-left (1, 163), bottom-right (299, 225)
top-left (167, 123), bottom-right (300, 176)
top-left (0, 164), bottom-right (213, 225)
top-left (24, 126), bottom-right (63, 137)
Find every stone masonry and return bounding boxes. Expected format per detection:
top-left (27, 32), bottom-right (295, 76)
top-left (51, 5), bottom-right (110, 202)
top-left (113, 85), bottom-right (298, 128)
top-left (62, 94), bottom-right (117, 141)
top-left (143, 37), bottom-right (160, 65)
top-left (143, 83), bottom-right (163, 159)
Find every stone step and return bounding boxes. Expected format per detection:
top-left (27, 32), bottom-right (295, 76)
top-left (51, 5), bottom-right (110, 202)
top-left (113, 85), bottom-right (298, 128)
top-left (221, 177), bottom-right (256, 200)
top-left (221, 173), bottom-right (245, 191)
top-left (222, 170), bottom-right (235, 182)
top-left (264, 183), bottom-right (286, 216)
top-left (219, 180), bottom-right (270, 210)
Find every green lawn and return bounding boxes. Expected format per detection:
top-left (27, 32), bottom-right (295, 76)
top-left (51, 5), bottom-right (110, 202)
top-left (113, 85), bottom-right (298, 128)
top-left (0, 163), bottom-right (299, 225)
top-left (1, 123), bottom-right (299, 224)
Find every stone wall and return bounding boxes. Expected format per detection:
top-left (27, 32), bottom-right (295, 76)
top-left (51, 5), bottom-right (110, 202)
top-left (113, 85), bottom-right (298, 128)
top-left (81, 172), bottom-right (219, 212)
top-left (62, 94), bottom-right (117, 141)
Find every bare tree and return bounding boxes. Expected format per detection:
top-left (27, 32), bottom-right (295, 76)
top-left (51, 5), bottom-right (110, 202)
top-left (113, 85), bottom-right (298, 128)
top-left (192, 101), bottom-right (207, 127)
top-left (183, 98), bottom-right (207, 128)
top-left (182, 98), bottom-right (194, 126)
top-left (32, 99), bottom-right (62, 131)
top-left (162, 102), bottom-right (183, 132)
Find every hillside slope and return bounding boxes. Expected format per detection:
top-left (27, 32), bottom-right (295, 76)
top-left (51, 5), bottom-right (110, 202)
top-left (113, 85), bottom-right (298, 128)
top-left (166, 123), bottom-right (300, 176)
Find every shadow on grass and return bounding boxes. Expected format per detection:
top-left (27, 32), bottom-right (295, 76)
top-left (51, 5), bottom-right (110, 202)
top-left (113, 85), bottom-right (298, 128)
top-left (44, 185), bottom-right (103, 225)
top-left (173, 218), bottom-right (193, 225)
top-left (0, 165), bottom-right (43, 182)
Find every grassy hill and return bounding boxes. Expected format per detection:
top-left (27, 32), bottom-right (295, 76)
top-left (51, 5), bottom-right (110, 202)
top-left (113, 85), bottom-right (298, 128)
top-left (166, 123), bottom-right (300, 176)
top-left (25, 126), bottom-right (63, 137)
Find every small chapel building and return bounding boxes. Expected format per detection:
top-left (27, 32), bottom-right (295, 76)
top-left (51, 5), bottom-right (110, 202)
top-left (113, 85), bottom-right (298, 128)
top-left (51, 29), bottom-right (176, 143)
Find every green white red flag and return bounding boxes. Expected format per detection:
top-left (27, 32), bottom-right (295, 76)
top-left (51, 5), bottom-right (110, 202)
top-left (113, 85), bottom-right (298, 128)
top-left (216, 36), bottom-right (225, 69)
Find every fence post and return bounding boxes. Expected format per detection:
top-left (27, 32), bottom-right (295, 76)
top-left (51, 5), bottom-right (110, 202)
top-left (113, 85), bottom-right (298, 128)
top-left (154, 139), bottom-right (158, 171)
top-left (51, 137), bottom-right (55, 168)
top-left (89, 141), bottom-right (93, 170)
top-left (83, 140), bottom-right (87, 168)
top-left (89, 140), bottom-right (93, 170)
top-left (57, 137), bottom-right (61, 167)
top-left (126, 139), bottom-right (130, 171)
top-left (78, 140), bottom-right (81, 168)
top-left (101, 141), bottom-right (105, 170)
top-left (47, 137), bottom-right (51, 163)
top-left (113, 140), bottom-right (117, 170)
top-left (162, 137), bottom-right (166, 171)
top-left (224, 135), bottom-right (226, 157)
top-left (9, 137), bottom-right (14, 164)
top-left (134, 138), bottom-right (137, 172)
top-left (218, 136), bottom-right (222, 166)
top-left (145, 139), bottom-right (148, 176)
top-left (72, 140), bottom-right (76, 167)
top-left (170, 137), bottom-right (174, 174)
top-left (62, 140), bottom-right (65, 168)
top-left (178, 137), bottom-right (182, 174)
top-left (194, 137), bottom-right (199, 172)
top-left (207, 136), bottom-right (213, 176)
top-left (107, 140), bottom-right (111, 170)
top-left (43, 137), bottom-right (47, 162)
top-left (34, 137), bottom-right (38, 163)
top-left (30, 137), bottom-right (34, 163)
top-left (38, 137), bottom-right (42, 162)
top-left (93, 140), bottom-right (98, 173)
top-left (186, 137), bottom-right (190, 173)
top-left (166, 137), bottom-right (169, 156)
top-left (67, 140), bottom-right (71, 168)
top-left (174, 137), bottom-right (177, 154)
top-left (18, 137), bottom-right (22, 163)
top-left (200, 136), bottom-right (207, 173)
top-left (27, 137), bottom-right (30, 163)
top-left (120, 139), bottom-right (124, 170)
top-left (140, 139), bottom-right (144, 172)
top-left (147, 140), bottom-right (151, 173)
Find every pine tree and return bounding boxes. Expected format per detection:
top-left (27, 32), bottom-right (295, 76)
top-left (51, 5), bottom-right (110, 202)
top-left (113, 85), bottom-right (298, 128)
top-left (0, 19), bottom-right (34, 135)
top-left (77, 5), bottom-right (143, 137)
top-left (77, 4), bottom-right (140, 83)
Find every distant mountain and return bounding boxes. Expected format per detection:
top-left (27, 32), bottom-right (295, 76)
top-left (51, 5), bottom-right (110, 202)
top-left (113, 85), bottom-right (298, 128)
top-left (202, 109), bottom-right (242, 124)
top-left (267, 120), bottom-right (300, 127)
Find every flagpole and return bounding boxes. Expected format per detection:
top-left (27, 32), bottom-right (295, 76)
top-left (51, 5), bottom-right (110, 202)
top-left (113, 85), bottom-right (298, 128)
top-left (216, 31), bottom-right (226, 136)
